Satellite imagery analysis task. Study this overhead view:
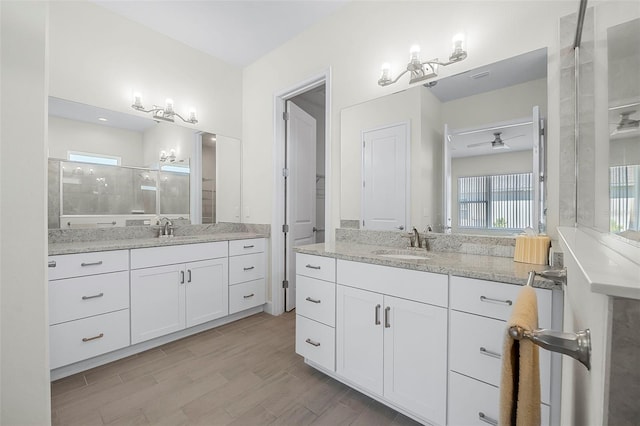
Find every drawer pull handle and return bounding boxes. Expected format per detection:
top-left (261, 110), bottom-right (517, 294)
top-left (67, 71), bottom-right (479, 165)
top-left (305, 297), bottom-right (321, 304)
top-left (180, 271), bottom-right (185, 284)
top-left (82, 333), bottom-right (104, 343)
top-left (187, 269), bottom-right (192, 283)
top-left (305, 264), bottom-right (321, 270)
top-left (48, 261), bottom-right (57, 268)
top-left (82, 292), bottom-right (104, 300)
top-left (480, 295), bottom-right (512, 306)
top-left (243, 245), bottom-right (255, 249)
top-left (384, 306), bottom-right (391, 328)
top-left (478, 412), bottom-right (498, 426)
top-left (305, 338), bottom-right (321, 347)
top-left (375, 304), bottom-right (381, 325)
top-left (81, 261), bottom-right (103, 267)
top-left (243, 266), bottom-right (255, 271)
top-left (243, 293), bottom-right (255, 299)
top-left (479, 347), bottom-right (501, 359)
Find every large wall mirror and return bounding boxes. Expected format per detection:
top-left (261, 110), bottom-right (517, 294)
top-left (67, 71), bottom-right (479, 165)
top-left (607, 18), bottom-right (640, 244)
top-left (340, 48), bottom-right (547, 234)
top-left (47, 97), bottom-right (241, 229)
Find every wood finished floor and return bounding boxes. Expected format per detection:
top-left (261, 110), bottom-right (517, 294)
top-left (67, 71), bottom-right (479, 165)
top-left (51, 311), bottom-right (422, 426)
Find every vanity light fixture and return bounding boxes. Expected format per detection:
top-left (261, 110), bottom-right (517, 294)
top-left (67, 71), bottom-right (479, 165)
top-left (159, 148), bottom-right (177, 163)
top-left (378, 34), bottom-right (468, 87)
top-left (131, 92), bottom-right (198, 124)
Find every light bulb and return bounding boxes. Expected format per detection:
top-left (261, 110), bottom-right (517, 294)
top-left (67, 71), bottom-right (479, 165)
top-left (165, 98), bottom-right (174, 113)
top-left (380, 62), bottom-right (391, 79)
top-left (188, 108), bottom-right (197, 123)
top-left (132, 92), bottom-right (143, 108)
top-left (452, 33), bottom-right (465, 53)
top-left (409, 45), bottom-right (421, 62)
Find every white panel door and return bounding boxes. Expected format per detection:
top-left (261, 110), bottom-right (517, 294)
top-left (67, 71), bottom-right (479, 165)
top-left (286, 101), bottom-right (317, 311)
top-left (362, 123), bottom-right (409, 231)
top-left (336, 285), bottom-right (384, 396)
top-left (185, 258), bottom-right (228, 327)
top-left (130, 264), bottom-right (185, 344)
top-left (383, 296), bottom-right (448, 425)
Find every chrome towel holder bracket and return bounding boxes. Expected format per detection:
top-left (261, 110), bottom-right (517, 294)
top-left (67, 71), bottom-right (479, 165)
top-left (508, 270), bottom-right (592, 370)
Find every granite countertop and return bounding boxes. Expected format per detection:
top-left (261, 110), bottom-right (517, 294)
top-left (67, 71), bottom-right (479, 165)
top-left (49, 232), bottom-right (268, 256)
top-left (295, 242), bottom-right (560, 289)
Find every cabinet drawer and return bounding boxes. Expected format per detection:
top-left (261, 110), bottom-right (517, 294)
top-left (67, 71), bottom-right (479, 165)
top-left (131, 242), bottom-right (228, 269)
top-left (449, 310), bottom-right (552, 404)
top-left (48, 250), bottom-right (128, 280)
top-left (50, 309), bottom-right (130, 369)
top-left (337, 259), bottom-right (448, 308)
top-left (49, 271), bottom-right (129, 325)
top-left (296, 275), bottom-right (335, 327)
top-left (229, 279), bottom-right (265, 314)
top-left (448, 372), bottom-right (550, 426)
top-left (296, 315), bottom-right (335, 371)
top-left (296, 253), bottom-right (335, 282)
top-left (229, 238), bottom-right (265, 256)
top-left (450, 276), bottom-right (552, 327)
top-left (229, 252), bottom-right (265, 284)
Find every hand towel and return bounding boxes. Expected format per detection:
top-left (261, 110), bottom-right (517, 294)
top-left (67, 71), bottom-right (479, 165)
top-left (499, 285), bottom-right (541, 426)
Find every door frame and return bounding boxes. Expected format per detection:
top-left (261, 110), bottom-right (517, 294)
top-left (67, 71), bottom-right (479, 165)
top-left (360, 121), bottom-right (411, 231)
top-left (269, 68), bottom-right (332, 315)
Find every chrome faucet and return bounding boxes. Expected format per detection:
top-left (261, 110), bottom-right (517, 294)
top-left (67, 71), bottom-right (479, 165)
top-left (159, 217), bottom-right (174, 237)
top-left (411, 227), bottom-right (420, 248)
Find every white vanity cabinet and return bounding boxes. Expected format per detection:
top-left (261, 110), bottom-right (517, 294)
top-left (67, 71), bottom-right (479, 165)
top-left (48, 250), bottom-right (130, 369)
top-left (295, 253), bottom-right (337, 371)
top-left (228, 238), bottom-right (266, 314)
top-left (448, 276), bottom-right (557, 426)
top-left (130, 242), bottom-right (228, 344)
top-left (336, 260), bottom-right (448, 426)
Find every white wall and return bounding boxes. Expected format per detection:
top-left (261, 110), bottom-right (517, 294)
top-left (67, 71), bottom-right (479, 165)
top-left (49, 116), bottom-right (144, 166)
top-left (0, 2), bottom-right (51, 424)
top-left (49, 1), bottom-right (242, 139)
top-left (442, 78), bottom-right (547, 129)
top-left (242, 0), bottom-right (578, 241)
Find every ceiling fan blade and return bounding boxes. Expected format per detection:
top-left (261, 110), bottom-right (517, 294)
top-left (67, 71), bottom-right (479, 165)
top-left (467, 141), bottom-right (491, 148)
top-left (501, 134), bottom-right (525, 142)
top-left (492, 143), bottom-right (511, 150)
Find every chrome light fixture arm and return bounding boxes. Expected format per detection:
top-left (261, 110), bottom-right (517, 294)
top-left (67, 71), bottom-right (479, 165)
top-left (131, 95), bottom-right (198, 125)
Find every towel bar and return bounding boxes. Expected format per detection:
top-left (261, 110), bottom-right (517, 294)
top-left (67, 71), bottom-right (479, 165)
top-left (509, 326), bottom-right (591, 370)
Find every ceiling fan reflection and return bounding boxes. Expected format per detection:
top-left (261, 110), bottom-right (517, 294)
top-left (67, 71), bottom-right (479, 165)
top-left (466, 132), bottom-right (524, 150)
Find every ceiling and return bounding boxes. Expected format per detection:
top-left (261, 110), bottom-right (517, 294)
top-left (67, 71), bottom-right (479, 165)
top-left (429, 48), bottom-right (547, 103)
top-left (92, 0), bottom-right (349, 67)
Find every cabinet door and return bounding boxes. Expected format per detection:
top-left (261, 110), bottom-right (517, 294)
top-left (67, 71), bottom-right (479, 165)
top-left (131, 264), bottom-right (185, 344)
top-left (185, 258), bottom-right (228, 327)
top-left (336, 285), bottom-right (384, 396)
top-left (383, 296), bottom-right (447, 425)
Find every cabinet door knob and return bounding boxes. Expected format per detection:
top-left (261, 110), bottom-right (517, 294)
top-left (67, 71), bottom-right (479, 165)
top-left (243, 266), bottom-right (255, 271)
top-left (305, 264), bottom-right (321, 270)
top-left (305, 297), bottom-right (321, 304)
top-left (187, 269), bottom-right (192, 283)
top-left (243, 293), bottom-right (255, 299)
top-left (48, 261), bottom-right (57, 268)
top-left (180, 270), bottom-right (185, 284)
top-left (305, 338), bottom-right (321, 347)
top-left (243, 245), bottom-right (255, 249)
top-left (375, 304), bottom-right (381, 325)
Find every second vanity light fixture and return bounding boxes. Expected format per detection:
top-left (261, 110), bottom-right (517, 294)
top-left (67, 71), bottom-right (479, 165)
top-left (378, 34), bottom-right (468, 87)
top-left (131, 93), bottom-right (198, 124)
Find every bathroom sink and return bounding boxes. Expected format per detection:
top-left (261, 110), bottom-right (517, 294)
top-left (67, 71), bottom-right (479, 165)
top-left (372, 249), bottom-right (430, 260)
